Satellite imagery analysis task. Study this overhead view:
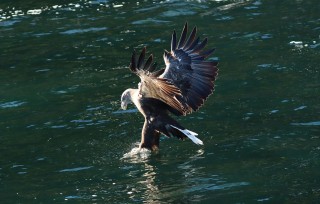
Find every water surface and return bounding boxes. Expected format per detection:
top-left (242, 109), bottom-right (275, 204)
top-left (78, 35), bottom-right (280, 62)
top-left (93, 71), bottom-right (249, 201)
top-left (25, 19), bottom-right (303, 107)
top-left (1, 0), bottom-right (319, 203)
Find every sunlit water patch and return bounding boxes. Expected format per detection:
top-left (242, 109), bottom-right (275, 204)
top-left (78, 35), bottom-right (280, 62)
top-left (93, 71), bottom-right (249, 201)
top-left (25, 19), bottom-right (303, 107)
top-left (11, 164), bottom-right (28, 175)
top-left (161, 9), bottom-right (197, 17)
top-left (58, 166), bottom-right (93, 173)
top-left (291, 121), bottom-right (320, 126)
top-left (269, 109), bottom-right (279, 114)
top-left (215, 15), bottom-right (234, 21)
top-left (0, 101), bottom-right (27, 108)
top-left (60, 27), bottom-right (108, 35)
top-left (294, 106), bottom-right (307, 111)
top-left (201, 0), bottom-right (256, 16)
top-left (186, 180), bottom-right (250, 193)
top-left (0, 1), bottom-right (111, 23)
top-left (289, 40), bottom-right (320, 50)
top-left (131, 18), bottom-right (170, 25)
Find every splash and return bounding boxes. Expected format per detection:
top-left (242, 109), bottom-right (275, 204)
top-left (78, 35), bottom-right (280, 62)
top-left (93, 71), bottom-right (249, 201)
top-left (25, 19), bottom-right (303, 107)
top-left (121, 145), bottom-right (152, 163)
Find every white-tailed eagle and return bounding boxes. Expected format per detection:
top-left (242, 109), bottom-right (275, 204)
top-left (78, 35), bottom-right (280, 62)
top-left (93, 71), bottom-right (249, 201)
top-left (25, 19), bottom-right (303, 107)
top-left (121, 23), bottom-right (218, 151)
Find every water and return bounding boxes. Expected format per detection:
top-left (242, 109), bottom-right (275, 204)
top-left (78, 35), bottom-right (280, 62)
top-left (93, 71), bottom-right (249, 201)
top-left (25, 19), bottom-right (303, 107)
top-left (1, 0), bottom-right (319, 203)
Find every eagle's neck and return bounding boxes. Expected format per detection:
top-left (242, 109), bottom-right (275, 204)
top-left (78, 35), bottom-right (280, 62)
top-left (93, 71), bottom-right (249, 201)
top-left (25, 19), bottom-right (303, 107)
top-left (129, 89), bottom-right (145, 117)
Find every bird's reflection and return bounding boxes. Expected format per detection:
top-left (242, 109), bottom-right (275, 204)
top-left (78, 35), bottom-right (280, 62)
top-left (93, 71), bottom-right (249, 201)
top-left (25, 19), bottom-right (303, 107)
top-left (121, 147), bottom-right (160, 202)
top-left (121, 147), bottom-right (207, 202)
top-left (138, 163), bottom-right (160, 202)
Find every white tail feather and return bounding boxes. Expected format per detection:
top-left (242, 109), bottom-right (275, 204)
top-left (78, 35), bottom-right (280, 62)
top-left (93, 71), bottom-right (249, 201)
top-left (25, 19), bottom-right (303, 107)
top-left (170, 125), bottom-right (203, 145)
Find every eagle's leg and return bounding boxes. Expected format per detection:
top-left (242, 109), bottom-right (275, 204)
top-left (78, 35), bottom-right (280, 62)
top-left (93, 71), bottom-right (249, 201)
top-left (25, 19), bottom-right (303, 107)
top-left (139, 119), bottom-right (160, 151)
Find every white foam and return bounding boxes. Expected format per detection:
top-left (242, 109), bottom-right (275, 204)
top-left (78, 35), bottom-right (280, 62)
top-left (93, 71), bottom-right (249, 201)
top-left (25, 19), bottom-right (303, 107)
top-left (121, 146), bottom-right (151, 163)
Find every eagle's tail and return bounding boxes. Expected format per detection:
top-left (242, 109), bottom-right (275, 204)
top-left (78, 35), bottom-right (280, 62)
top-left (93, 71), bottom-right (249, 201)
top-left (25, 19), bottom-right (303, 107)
top-left (170, 125), bottom-right (203, 145)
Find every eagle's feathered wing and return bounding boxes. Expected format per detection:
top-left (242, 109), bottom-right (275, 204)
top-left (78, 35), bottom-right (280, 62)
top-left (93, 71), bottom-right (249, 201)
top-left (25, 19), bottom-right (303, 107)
top-left (129, 22), bottom-right (218, 116)
top-left (129, 48), bottom-right (187, 114)
top-left (160, 22), bottom-right (219, 115)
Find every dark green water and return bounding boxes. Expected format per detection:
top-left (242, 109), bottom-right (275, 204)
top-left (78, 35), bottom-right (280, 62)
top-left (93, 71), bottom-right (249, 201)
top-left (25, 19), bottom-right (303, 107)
top-left (1, 0), bottom-right (319, 203)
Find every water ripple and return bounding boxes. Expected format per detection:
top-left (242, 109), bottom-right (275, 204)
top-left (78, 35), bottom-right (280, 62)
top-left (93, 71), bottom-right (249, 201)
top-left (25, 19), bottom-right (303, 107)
top-left (186, 180), bottom-right (250, 192)
top-left (60, 27), bottom-right (108, 35)
top-left (131, 18), bottom-right (170, 25)
top-left (294, 106), bottom-right (307, 111)
top-left (26, 9), bottom-right (42, 15)
top-left (161, 9), bottom-right (196, 17)
top-left (0, 101), bottom-right (27, 108)
top-left (59, 166), bottom-right (93, 173)
top-left (291, 121), bottom-right (320, 126)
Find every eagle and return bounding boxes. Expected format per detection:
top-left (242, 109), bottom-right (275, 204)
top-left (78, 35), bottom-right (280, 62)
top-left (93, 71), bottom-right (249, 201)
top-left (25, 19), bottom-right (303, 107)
top-left (120, 22), bottom-right (218, 151)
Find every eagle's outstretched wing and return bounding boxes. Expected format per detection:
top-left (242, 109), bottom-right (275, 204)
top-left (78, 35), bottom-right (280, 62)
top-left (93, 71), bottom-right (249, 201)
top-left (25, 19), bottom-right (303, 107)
top-left (160, 22), bottom-right (219, 115)
top-left (129, 22), bottom-right (218, 115)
